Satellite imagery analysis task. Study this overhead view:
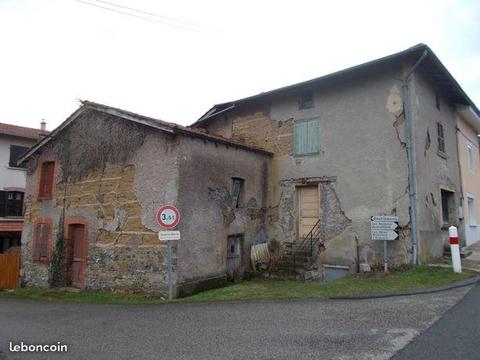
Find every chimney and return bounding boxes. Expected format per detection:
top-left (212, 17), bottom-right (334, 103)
top-left (40, 120), bottom-right (46, 131)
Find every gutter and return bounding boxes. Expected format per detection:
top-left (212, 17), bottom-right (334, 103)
top-left (402, 49), bottom-right (428, 266)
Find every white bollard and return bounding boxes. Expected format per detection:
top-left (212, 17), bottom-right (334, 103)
top-left (449, 226), bottom-right (462, 273)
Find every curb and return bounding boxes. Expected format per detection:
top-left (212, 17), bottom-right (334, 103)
top-left (331, 275), bottom-right (480, 300)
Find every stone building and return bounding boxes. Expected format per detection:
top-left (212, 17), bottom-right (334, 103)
top-left (19, 101), bottom-right (271, 296)
top-left (193, 44), bottom-right (480, 269)
top-left (18, 44), bottom-right (480, 296)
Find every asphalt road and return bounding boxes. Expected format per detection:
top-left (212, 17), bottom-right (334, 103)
top-left (393, 283), bottom-right (480, 360)
top-left (0, 287), bottom-right (472, 360)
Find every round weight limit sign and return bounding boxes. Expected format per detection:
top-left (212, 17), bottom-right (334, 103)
top-left (156, 205), bottom-right (180, 229)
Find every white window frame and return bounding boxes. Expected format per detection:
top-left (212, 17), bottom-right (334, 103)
top-left (467, 142), bottom-right (475, 174)
top-left (467, 193), bottom-right (476, 226)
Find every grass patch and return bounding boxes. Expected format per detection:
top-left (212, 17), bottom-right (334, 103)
top-left (0, 266), bottom-right (475, 304)
top-left (180, 266), bottom-right (476, 303)
top-left (0, 287), bottom-right (166, 305)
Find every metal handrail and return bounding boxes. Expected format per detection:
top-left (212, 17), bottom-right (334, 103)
top-left (292, 219), bottom-right (322, 270)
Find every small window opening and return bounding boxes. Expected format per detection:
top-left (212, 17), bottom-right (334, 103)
top-left (441, 189), bottom-right (454, 226)
top-left (437, 123), bottom-right (446, 155)
top-left (9, 145), bottom-right (29, 168)
top-left (0, 191), bottom-right (24, 217)
top-left (467, 143), bottom-right (475, 173)
top-left (231, 178), bottom-right (244, 208)
top-left (227, 234), bottom-right (242, 259)
top-left (33, 221), bottom-right (51, 263)
top-left (38, 161), bottom-right (55, 199)
top-left (299, 91), bottom-right (314, 109)
top-left (435, 92), bottom-right (440, 111)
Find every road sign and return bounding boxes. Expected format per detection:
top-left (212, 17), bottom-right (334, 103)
top-left (371, 229), bottom-right (399, 241)
top-left (371, 216), bottom-right (399, 222)
top-left (370, 215), bottom-right (399, 241)
top-left (371, 215), bottom-right (400, 272)
top-left (156, 205), bottom-right (180, 229)
top-left (158, 230), bottom-right (181, 241)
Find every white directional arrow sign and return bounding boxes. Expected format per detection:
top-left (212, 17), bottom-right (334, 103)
top-left (371, 229), bottom-right (399, 240)
top-left (371, 216), bottom-right (399, 241)
top-left (371, 221), bottom-right (398, 230)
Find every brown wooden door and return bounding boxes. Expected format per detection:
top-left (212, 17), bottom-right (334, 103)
top-left (67, 224), bottom-right (86, 286)
top-left (0, 254), bottom-right (20, 289)
top-left (298, 186), bottom-right (320, 239)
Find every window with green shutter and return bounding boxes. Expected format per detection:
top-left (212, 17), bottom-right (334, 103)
top-left (437, 122), bottom-right (446, 154)
top-left (294, 118), bottom-right (320, 155)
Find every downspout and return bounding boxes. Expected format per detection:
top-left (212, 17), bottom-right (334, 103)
top-left (402, 49), bottom-right (428, 266)
top-left (455, 123), bottom-right (465, 245)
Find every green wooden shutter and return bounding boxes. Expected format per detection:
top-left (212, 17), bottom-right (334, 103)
top-left (294, 119), bottom-right (319, 155)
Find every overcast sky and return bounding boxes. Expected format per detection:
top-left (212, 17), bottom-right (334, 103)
top-left (1, 0), bottom-right (479, 130)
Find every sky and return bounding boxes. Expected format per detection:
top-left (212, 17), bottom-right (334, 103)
top-left (0, 0), bottom-right (479, 130)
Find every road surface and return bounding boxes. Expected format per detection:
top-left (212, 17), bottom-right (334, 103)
top-left (0, 286), bottom-right (472, 360)
top-left (393, 283), bottom-right (480, 359)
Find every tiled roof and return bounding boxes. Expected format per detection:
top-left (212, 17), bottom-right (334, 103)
top-left (0, 122), bottom-right (50, 140)
top-left (18, 101), bottom-right (272, 164)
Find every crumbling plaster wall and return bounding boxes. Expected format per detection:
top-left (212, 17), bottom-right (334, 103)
top-left (410, 71), bottom-right (462, 262)
top-left (175, 135), bottom-right (270, 287)
top-left (203, 63), bottom-right (413, 269)
top-left (21, 111), bottom-right (180, 293)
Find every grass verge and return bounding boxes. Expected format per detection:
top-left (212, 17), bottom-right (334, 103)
top-left (0, 287), bottom-right (166, 304)
top-left (181, 266), bottom-right (476, 302)
top-left (0, 266), bottom-right (475, 304)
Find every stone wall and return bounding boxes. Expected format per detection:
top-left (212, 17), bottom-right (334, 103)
top-left (200, 62), bottom-right (415, 269)
top-left (231, 110), bottom-right (293, 156)
top-left (21, 107), bottom-right (271, 296)
top-left (411, 70), bottom-right (462, 262)
top-left (21, 112), bottom-right (173, 294)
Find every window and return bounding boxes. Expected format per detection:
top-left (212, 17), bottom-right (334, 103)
top-left (467, 196), bottom-right (476, 226)
top-left (0, 191), bottom-right (24, 217)
top-left (467, 143), bottom-right (475, 174)
top-left (441, 189), bottom-right (454, 226)
top-left (294, 118), bottom-right (320, 155)
top-left (231, 178), bottom-right (244, 208)
top-left (299, 91), bottom-right (314, 109)
top-left (9, 145), bottom-right (29, 168)
top-left (38, 161), bottom-right (55, 199)
top-left (227, 234), bottom-right (242, 259)
top-left (437, 122), bottom-right (446, 155)
top-left (435, 92), bottom-right (440, 111)
top-left (32, 220), bottom-right (52, 264)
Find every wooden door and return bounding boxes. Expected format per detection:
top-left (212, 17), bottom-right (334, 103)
top-left (0, 254), bottom-right (20, 289)
top-left (66, 224), bottom-right (86, 286)
top-left (226, 234), bottom-right (242, 280)
top-left (298, 186), bottom-right (320, 239)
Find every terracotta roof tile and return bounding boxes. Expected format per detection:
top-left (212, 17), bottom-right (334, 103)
top-left (0, 122), bottom-right (50, 140)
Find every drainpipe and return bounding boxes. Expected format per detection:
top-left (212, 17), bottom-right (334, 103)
top-left (402, 49), bottom-right (428, 266)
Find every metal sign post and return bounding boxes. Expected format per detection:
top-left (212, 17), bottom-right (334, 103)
top-left (156, 205), bottom-right (181, 301)
top-left (384, 240), bottom-right (388, 272)
top-left (159, 231), bottom-right (181, 301)
top-left (370, 216), bottom-right (399, 273)
top-left (167, 240), bottom-right (173, 301)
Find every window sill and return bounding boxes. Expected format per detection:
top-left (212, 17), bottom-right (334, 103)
top-left (294, 152), bottom-right (320, 157)
top-left (7, 166), bottom-right (27, 171)
top-left (37, 196), bottom-right (53, 201)
top-left (299, 105), bottom-right (314, 110)
top-left (32, 260), bottom-right (50, 265)
top-left (437, 151), bottom-right (447, 159)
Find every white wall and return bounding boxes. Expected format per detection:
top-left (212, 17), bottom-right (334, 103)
top-left (0, 135), bottom-right (36, 190)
